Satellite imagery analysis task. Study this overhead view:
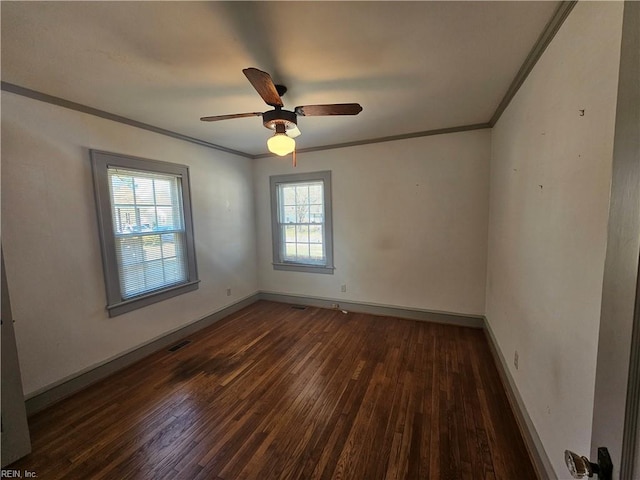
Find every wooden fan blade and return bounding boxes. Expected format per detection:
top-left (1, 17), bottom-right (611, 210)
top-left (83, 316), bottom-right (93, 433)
top-left (243, 67), bottom-right (283, 107)
top-left (200, 112), bottom-right (262, 122)
top-left (294, 103), bottom-right (363, 116)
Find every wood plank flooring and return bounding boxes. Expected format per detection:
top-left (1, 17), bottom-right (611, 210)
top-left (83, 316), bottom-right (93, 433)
top-left (11, 301), bottom-right (536, 479)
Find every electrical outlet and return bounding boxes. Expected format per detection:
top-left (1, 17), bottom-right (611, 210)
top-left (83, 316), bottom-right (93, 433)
top-left (226, 288), bottom-right (232, 296)
top-left (514, 350), bottom-right (519, 370)
top-left (341, 284), bottom-right (347, 293)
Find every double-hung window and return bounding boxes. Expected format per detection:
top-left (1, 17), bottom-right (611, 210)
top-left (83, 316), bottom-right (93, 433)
top-left (91, 150), bottom-right (199, 316)
top-left (270, 171), bottom-right (334, 274)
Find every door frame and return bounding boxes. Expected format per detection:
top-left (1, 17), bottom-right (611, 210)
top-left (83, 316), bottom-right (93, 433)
top-left (621, 255), bottom-right (640, 478)
top-left (1, 249), bottom-right (32, 466)
top-left (590, 1), bottom-right (640, 478)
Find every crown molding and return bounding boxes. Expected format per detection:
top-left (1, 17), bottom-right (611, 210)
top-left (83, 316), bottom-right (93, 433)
top-left (0, 81), bottom-right (254, 159)
top-left (489, 1), bottom-right (577, 127)
top-left (253, 123), bottom-right (491, 159)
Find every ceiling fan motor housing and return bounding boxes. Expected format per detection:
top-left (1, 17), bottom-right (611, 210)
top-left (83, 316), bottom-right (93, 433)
top-left (263, 109), bottom-right (297, 133)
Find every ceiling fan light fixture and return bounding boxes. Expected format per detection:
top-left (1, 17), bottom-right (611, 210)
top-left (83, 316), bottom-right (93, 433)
top-left (267, 133), bottom-right (295, 156)
top-left (267, 124), bottom-right (295, 156)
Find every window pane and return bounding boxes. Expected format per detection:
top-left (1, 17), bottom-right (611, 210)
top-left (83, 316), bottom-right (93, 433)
top-left (284, 242), bottom-right (297, 259)
top-left (116, 235), bottom-right (188, 299)
top-left (134, 177), bottom-right (155, 205)
top-left (296, 225), bottom-right (309, 243)
top-left (284, 225), bottom-right (296, 243)
top-left (309, 244), bottom-right (324, 260)
top-left (143, 235), bottom-right (162, 261)
top-left (143, 260), bottom-right (166, 290)
top-left (309, 225), bottom-right (323, 244)
top-left (154, 179), bottom-right (173, 205)
top-left (163, 257), bottom-right (185, 284)
top-left (163, 233), bottom-right (185, 260)
top-left (121, 264), bottom-right (146, 297)
top-left (308, 184), bottom-right (323, 204)
top-left (111, 176), bottom-right (134, 205)
top-left (157, 206), bottom-right (179, 230)
top-left (295, 185), bottom-right (309, 205)
top-left (296, 205), bottom-right (309, 223)
top-left (113, 207), bottom-right (137, 234)
top-left (138, 207), bottom-right (156, 231)
top-left (161, 233), bottom-right (176, 258)
top-left (117, 237), bottom-right (143, 266)
top-left (309, 205), bottom-right (323, 223)
top-left (283, 206), bottom-right (296, 223)
top-left (296, 243), bottom-right (310, 258)
top-left (282, 185), bottom-right (296, 205)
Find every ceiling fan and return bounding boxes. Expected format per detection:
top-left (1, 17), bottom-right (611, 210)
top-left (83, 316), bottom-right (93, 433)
top-left (200, 68), bottom-right (363, 161)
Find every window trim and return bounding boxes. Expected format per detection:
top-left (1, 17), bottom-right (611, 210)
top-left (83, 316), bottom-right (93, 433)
top-left (90, 150), bottom-right (199, 317)
top-left (269, 171), bottom-right (334, 274)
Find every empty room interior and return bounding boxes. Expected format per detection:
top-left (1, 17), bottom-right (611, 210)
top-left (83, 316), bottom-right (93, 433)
top-left (1, 1), bottom-right (639, 479)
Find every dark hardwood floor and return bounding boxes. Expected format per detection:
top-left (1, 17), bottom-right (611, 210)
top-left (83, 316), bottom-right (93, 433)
top-left (11, 301), bottom-right (536, 479)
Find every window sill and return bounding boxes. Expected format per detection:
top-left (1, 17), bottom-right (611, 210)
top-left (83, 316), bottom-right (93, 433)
top-left (106, 280), bottom-right (200, 317)
top-left (273, 263), bottom-right (335, 275)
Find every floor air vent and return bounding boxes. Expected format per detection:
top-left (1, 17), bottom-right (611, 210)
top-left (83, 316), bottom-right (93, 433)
top-left (291, 305), bottom-right (308, 310)
top-left (168, 340), bottom-right (191, 352)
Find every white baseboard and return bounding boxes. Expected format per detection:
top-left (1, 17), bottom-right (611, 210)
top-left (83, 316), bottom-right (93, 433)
top-left (25, 293), bottom-right (261, 415)
top-left (258, 291), bottom-right (484, 328)
top-left (483, 317), bottom-right (557, 480)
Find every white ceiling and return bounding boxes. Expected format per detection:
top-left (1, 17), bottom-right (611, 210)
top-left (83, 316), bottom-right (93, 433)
top-left (1, 1), bottom-right (560, 157)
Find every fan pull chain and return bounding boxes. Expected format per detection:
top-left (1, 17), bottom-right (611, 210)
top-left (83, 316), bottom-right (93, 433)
top-left (292, 148), bottom-right (297, 167)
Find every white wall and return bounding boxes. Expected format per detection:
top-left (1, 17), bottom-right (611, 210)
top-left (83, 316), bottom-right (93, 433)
top-left (1, 92), bottom-right (258, 396)
top-left (486, 2), bottom-right (623, 477)
top-left (254, 130), bottom-right (490, 316)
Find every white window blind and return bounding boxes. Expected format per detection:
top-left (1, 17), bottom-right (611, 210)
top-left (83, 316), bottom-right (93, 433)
top-left (108, 167), bottom-right (187, 299)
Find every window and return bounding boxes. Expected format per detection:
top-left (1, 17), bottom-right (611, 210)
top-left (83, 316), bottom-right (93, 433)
top-left (91, 150), bottom-right (199, 316)
top-left (270, 171), bottom-right (334, 274)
